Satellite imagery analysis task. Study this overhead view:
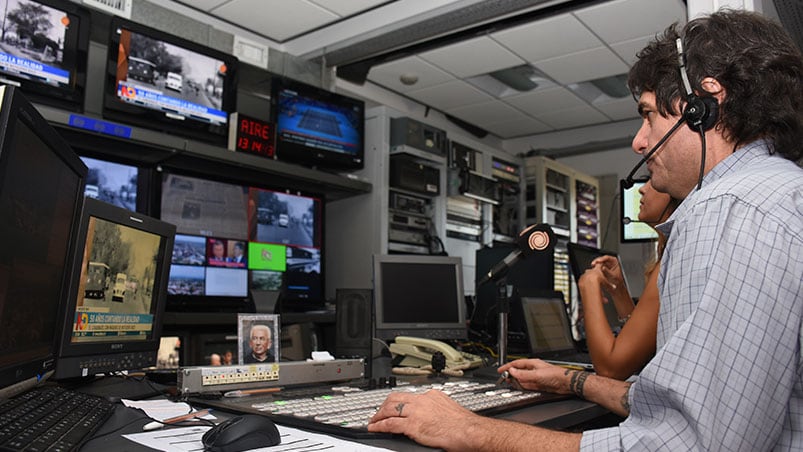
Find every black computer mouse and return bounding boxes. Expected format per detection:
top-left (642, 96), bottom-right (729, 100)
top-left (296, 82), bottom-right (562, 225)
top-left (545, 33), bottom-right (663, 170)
top-left (202, 414), bottom-right (281, 452)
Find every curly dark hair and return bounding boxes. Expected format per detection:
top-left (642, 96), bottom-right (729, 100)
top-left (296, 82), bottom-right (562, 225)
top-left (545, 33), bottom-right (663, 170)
top-left (627, 9), bottom-right (803, 162)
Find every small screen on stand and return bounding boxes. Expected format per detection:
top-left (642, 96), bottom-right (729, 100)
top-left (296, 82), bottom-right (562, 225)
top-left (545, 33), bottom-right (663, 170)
top-left (620, 178), bottom-right (658, 242)
top-left (373, 255), bottom-right (466, 340)
top-left (54, 197), bottom-right (176, 379)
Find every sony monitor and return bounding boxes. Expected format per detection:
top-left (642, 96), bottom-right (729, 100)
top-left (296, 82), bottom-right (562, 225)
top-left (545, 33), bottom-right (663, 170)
top-left (0, 0), bottom-right (89, 112)
top-left (373, 254), bottom-right (466, 341)
top-left (103, 17), bottom-right (238, 145)
top-left (0, 85), bottom-right (86, 396)
top-left (160, 172), bottom-right (251, 311)
top-left (54, 197), bottom-right (175, 379)
top-left (271, 76), bottom-right (365, 171)
top-left (620, 178), bottom-right (658, 242)
top-left (79, 155), bottom-right (149, 213)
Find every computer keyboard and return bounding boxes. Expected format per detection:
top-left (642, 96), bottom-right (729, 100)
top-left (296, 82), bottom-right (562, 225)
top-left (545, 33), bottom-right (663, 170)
top-left (196, 378), bottom-right (568, 438)
top-left (0, 386), bottom-right (115, 451)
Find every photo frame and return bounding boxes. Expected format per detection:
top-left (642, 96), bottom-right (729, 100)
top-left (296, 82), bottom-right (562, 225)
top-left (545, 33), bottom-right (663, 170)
top-left (237, 314), bottom-right (280, 364)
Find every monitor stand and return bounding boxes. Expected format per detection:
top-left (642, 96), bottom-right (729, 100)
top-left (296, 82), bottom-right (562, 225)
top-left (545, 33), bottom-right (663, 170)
top-left (251, 290), bottom-right (280, 313)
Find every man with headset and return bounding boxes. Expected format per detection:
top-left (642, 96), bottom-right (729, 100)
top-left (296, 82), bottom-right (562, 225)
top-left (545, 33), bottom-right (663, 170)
top-left (369, 9), bottom-right (802, 450)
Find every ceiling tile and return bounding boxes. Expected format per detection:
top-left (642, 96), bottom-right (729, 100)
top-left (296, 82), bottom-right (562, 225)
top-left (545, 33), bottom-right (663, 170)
top-left (504, 87), bottom-right (586, 117)
top-left (446, 100), bottom-right (527, 128)
top-left (406, 80), bottom-right (494, 111)
top-left (212, 0), bottom-right (338, 42)
top-left (534, 47), bottom-right (629, 84)
top-left (574, 0), bottom-right (686, 44)
top-left (610, 36), bottom-right (654, 66)
top-left (595, 97), bottom-right (639, 121)
top-left (418, 36), bottom-right (524, 78)
top-left (367, 56), bottom-right (453, 93)
top-left (536, 105), bottom-right (609, 129)
top-left (484, 116), bottom-right (553, 138)
top-left (491, 13), bottom-right (602, 62)
top-left (308, 0), bottom-right (386, 17)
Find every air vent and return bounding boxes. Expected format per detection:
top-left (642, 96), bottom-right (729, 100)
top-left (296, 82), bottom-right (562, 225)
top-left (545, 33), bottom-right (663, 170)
top-left (82, 0), bottom-right (132, 19)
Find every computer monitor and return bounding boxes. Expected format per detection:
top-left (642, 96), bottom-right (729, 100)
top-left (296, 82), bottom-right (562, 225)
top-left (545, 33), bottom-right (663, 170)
top-left (54, 197), bottom-right (175, 379)
top-left (620, 178), bottom-right (658, 242)
top-left (0, 85), bottom-right (87, 396)
top-left (373, 254), bottom-right (466, 341)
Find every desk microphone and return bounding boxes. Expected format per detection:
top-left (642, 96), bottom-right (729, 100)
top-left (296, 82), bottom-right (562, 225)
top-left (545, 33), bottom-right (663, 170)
top-left (478, 223), bottom-right (554, 286)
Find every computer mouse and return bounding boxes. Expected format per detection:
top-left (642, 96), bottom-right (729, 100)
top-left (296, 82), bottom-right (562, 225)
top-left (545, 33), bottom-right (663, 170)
top-left (202, 414), bottom-right (281, 452)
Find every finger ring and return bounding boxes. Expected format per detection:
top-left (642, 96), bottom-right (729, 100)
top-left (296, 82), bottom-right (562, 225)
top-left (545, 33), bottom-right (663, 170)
top-left (395, 402), bottom-right (405, 417)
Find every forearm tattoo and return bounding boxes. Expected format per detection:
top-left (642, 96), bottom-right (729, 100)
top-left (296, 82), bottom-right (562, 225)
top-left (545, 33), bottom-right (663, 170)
top-left (620, 382), bottom-right (633, 414)
top-left (568, 371), bottom-right (589, 398)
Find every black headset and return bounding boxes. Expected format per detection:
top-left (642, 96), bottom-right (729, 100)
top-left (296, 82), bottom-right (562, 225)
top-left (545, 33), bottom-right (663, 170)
top-left (677, 38), bottom-right (719, 132)
top-left (623, 37), bottom-right (720, 190)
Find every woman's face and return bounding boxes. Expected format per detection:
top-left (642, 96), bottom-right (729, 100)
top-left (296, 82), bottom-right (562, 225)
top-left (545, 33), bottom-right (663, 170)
top-left (638, 179), bottom-right (672, 223)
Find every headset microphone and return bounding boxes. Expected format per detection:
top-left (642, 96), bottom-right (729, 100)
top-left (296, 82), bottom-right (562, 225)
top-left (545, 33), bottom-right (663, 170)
top-left (623, 38), bottom-right (719, 191)
top-left (477, 223), bottom-right (554, 286)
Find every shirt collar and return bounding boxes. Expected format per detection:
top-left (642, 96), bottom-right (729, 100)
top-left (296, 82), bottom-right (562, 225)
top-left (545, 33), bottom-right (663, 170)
top-left (654, 139), bottom-right (772, 239)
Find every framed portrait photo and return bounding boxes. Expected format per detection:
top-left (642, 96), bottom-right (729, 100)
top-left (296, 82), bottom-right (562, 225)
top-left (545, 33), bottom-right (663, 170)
top-left (237, 314), bottom-right (280, 365)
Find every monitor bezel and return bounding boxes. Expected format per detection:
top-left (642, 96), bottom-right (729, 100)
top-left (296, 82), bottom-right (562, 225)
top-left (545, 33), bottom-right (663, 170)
top-left (54, 197), bottom-right (176, 378)
top-left (0, 0), bottom-right (90, 112)
top-left (619, 178), bottom-right (659, 243)
top-left (372, 254), bottom-right (466, 340)
top-left (102, 16), bottom-right (238, 146)
top-left (0, 85), bottom-right (87, 394)
top-left (270, 76), bottom-right (365, 171)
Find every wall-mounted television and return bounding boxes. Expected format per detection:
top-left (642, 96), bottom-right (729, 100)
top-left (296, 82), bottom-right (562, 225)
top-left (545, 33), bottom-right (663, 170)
top-left (271, 76), bottom-right (364, 171)
top-left (103, 17), bottom-right (238, 146)
top-left (0, 0), bottom-right (89, 111)
top-left (620, 178), bottom-right (658, 242)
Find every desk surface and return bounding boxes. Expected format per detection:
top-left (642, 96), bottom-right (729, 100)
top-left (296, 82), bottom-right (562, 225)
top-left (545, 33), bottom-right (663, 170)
top-left (76, 360), bottom-right (612, 451)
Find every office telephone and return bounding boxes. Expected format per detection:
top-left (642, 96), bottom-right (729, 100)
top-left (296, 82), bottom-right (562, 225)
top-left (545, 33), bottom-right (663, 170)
top-left (389, 336), bottom-right (483, 369)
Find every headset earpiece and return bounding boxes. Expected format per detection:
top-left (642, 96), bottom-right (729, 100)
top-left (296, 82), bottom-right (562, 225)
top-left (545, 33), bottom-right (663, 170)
top-left (676, 37), bottom-right (720, 132)
top-left (683, 94), bottom-right (719, 131)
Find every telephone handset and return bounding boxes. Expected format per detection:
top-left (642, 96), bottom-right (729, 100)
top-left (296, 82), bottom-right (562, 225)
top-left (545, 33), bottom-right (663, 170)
top-left (389, 336), bottom-right (483, 369)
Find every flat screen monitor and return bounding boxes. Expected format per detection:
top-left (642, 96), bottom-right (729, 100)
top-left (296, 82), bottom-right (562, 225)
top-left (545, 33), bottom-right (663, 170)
top-left (271, 76), bottom-right (364, 171)
top-left (373, 255), bottom-right (466, 341)
top-left (160, 172), bottom-right (251, 311)
top-left (0, 85), bottom-right (86, 397)
top-left (79, 155), bottom-right (148, 213)
top-left (103, 17), bottom-right (238, 145)
top-left (0, 0), bottom-right (89, 111)
top-left (620, 178), bottom-right (658, 242)
top-left (54, 198), bottom-right (175, 379)
top-left (248, 186), bottom-right (324, 311)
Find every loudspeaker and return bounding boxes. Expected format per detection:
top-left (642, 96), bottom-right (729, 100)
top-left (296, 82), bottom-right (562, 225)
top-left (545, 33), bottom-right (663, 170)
top-left (335, 289), bottom-right (373, 377)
